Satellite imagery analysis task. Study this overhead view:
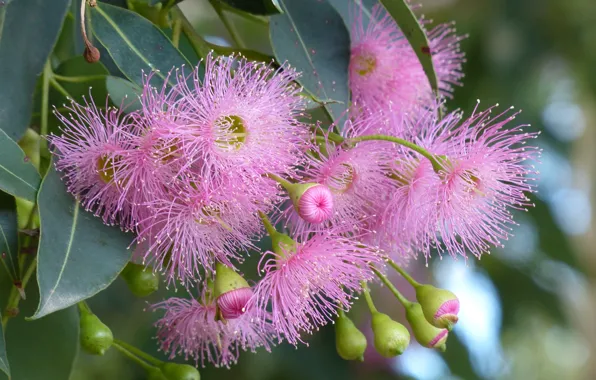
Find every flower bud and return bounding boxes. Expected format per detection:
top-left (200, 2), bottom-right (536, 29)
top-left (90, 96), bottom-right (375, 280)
top-left (147, 368), bottom-right (168, 380)
top-left (405, 302), bottom-right (448, 351)
top-left (83, 45), bottom-right (100, 63)
top-left (160, 363), bottom-right (200, 380)
top-left (214, 262), bottom-right (252, 320)
top-left (370, 312), bottom-right (410, 357)
top-left (287, 183), bottom-right (334, 224)
top-left (80, 313), bottom-right (113, 355)
top-left (335, 312), bottom-right (367, 361)
top-left (121, 262), bottom-right (160, 297)
top-left (415, 284), bottom-right (459, 330)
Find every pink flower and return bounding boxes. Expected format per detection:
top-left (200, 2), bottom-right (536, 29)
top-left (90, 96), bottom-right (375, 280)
top-left (279, 116), bottom-right (395, 235)
top-left (296, 184), bottom-right (334, 224)
top-left (217, 287), bottom-right (253, 320)
top-left (49, 98), bottom-right (138, 230)
top-left (168, 53), bottom-right (309, 180)
top-left (136, 175), bottom-right (270, 285)
top-left (151, 288), bottom-right (275, 368)
top-left (376, 104), bottom-right (539, 260)
top-left (250, 229), bottom-right (385, 345)
top-left (349, 4), bottom-right (465, 114)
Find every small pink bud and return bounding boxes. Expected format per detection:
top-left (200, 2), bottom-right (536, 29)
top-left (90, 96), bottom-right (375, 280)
top-left (296, 184), bottom-right (334, 224)
top-left (217, 287), bottom-right (253, 320)
top-left (416, 285), bottom-right (460, 330)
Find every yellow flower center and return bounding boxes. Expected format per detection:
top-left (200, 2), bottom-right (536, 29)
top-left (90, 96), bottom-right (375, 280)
top-left (214, 115), bottom-right (247, 151)
top-left (353, 53), bottom-right (377, 76)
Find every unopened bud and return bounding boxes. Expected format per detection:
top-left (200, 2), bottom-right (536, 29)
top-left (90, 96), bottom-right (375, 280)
top-left (84, 45), bottom-right (100, 63)
top-left (160, 363), bottom-right (200, 380)
top-left (214, 262), bottom-right (252, 320)
top-left (405, 302), bottom-right (448, 351)
top-left (287, 183), bottom-right (334, 224)
top-left (121, 262), bottom-right (160, 297)
top-left (147, 368), bottom-right (168, 380)
top-left (416, 284), bottom-right (459, 330)
top-left (80, 313), bottom-right (113, 355)
top-left (335, 312), bottom-right (367, 361)
top-left (371, 312), bottom-right (410, 357)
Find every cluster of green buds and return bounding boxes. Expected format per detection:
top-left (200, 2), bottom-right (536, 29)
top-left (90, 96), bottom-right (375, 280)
top-left (334, 262), bottom-right (460, 361)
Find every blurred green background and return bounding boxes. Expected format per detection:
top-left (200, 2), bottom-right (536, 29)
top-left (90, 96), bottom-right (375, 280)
top-left (73, 0), bottom-right (596, 379)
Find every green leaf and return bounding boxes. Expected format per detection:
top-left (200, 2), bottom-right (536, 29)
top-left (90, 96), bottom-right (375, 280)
top-left (0, 129), bottom-right (41, 202)
top-left (106, 76), bottom-right (143, 113)
top-left (31, 166), bottom-right (132, 319)
top-left (55, 56), bottom-right (110, 102)
top-left (379, 0), bottom-right (439, 95)
top-left (91, 2), bottom-right (191, 88)
top-left (0, 192), bottom-right (18, 283)
top-left (269, 0), bottom-right (350, 122)
top-left (0, 322), bottom-right (7, 378)
top-left (327, 0), bottom-right (376, 30)
top-left (0, 0), bottom-right (70, 140)
top-left (0, 275), bottom-right (78, 380)
top-left (219, 0), bottom-right (282, 15)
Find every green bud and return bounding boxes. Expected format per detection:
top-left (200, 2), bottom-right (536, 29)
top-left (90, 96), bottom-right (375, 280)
top-left (15, 198), bottom-right (36, 230)
top-left (416, 284), bottom-right (459, 330)
top-left (160, 363), bottom-right (200, 380)
top-left (405, 302), bottom-right (448, 351)
top-left (213, 262), bottom-right (249, 298)
top-left (121, 262), bottom-right (160, 297)
top-left (147, 368), bottom-right (168, 380)
top-left (335, 312), bottom-right (367, 361)
top-left (80, 313), bottom-right (113, 355)
top-left (371, 312), bottom-right (410, 357)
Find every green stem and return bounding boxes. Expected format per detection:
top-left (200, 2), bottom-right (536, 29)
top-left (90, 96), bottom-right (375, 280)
top-left (40, 61), bottom-right (52, 157)
top-left (77, 301), bottom-right (92, 315)
top-left (112, 341), bottom-right (155, 371)
top-left (209, 0), bottom-right (245, 48)
top-left (172, 18), bottom-right (182, 48)
top-left (2, 257), bottom-right (38, 328)
top-left (388, 260), bottom-right (420, 288)
top-left (114, 339), bottom-right (164, 367)
top-left (171, 6), bottom-right (211, 58)
top-left (258, 211), bottom-right (276, 238)
top-left (360, 281), bottom-right (377, 314)
top-left (49, 77), bottom-right (72, 99)
top-left (265, 173), bottom-right (292, 189)
top-left (346, 134), bottom-right (444, 172)
top-left (52, 74), bottom-right (107, 83)
top-left (370, 266), bottom-right (413, 309)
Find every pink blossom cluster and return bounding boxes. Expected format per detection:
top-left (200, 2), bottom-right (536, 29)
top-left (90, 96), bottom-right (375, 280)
top-left (49, 3), bottom-right (539, 369)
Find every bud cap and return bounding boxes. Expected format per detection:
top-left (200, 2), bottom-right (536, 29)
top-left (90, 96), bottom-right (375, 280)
top-left (416, 284), bottom-right (460, 330)
top-left (335, 312), bottom-right (367, 361)
top-left (405, 302), bottom-right (448, 351)
top-left (371, 312), bottom-right (410, 357)
top-left (161, 363), bottom-right (200, 380)
top-left (80, 313), bottom-right (114, 355)
top-left (287, 183), bottom-right (334, 224)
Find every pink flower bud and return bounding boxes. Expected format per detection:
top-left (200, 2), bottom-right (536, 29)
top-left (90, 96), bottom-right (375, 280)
top-left (217, 287), bottom-right (254, 320)
top-left (296, 184), bottom-right (334, 224)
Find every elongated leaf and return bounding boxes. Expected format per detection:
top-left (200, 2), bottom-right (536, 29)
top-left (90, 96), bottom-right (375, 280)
top-left (220, 0), bottom-right (282, 15)
top-left (106, 76), bottom-right (143, 113)
top-left (0, 192), bottom-right (18, 284)
top-left (270, 0), bottom-right (350, 122)
top-left (0, 322), bottom-right (7, 378)
top-left (327, 0), bottom-right (377, 30)
top-left (380, 0), bottom-right (439, 95)
top-left (0, 275), bottom-right (78, 380)
top-left (0, 130), bottom-right (41, 202)
top-left (91, 3), bottom-right (191, 88)
top-left (32, 166), bottom-right (131, 319)
top-left (0, 0), bottom-right (70, 139)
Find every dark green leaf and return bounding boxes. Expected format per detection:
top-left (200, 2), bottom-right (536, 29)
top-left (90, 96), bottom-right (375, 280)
top-left (270, 0), bottom-right (350, 122)
top-left (0, 0), bottom-right (70, 140)
top-left (32, 166), bottom-right (132, 319)
top-left (0, 275), bottom-right (78, 380)
top-left (0, 192), bottom-right (18, 283)
top-left (219, 0), bottom-right (282, 15)
top-left (55, 56), bottom-right (110, 103)
top-left (0, 130), bottom-right (41, 202)
top-left (91, 3), bottom-right (191, 88)
top-left (106, 76), bottom-right (143, 113)
top-left (0, 321), bottom-right (7, 378)
top-left (379, 0), bottom-right (439, 95)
